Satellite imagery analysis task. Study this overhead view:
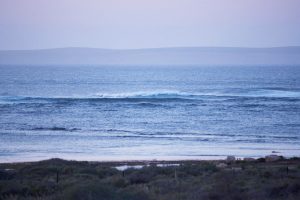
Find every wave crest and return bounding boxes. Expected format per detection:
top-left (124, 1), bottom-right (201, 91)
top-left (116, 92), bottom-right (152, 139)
top-left (0, 89), bottom-right (300, 104)
top-left (95, 90), bottom-right (195, 99)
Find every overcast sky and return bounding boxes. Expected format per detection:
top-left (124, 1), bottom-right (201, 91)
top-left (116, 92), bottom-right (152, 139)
top-left (1, 0), bottom-right (300, 50)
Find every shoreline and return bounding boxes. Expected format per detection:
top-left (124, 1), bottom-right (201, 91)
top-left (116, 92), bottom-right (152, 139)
top-left (0, 154), bottom-right (296, 165)
top-left (0, 154), bottom-right (295, 164)
top-left (0, 157), bottom-right (227, 164)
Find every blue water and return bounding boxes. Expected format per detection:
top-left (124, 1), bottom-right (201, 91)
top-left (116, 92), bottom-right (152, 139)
top-left (1, 65), bottom-right (300, 162)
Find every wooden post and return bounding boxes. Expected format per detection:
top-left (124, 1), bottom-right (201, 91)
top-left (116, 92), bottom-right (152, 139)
top-left (56, 169), bottom-right (59, 184)
top-left (175, 168), bottom-right (178, 183)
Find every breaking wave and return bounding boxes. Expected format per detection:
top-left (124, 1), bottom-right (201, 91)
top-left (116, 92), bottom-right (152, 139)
top-left (1, 89), bottom-right (300, 104)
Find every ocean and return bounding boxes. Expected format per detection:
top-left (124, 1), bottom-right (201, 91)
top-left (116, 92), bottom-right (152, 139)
top-left (0, 65), bottom-right (300, 162)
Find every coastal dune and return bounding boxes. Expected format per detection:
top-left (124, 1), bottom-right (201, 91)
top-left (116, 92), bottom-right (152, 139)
top-left (0, 157), bottom-right (300, 199)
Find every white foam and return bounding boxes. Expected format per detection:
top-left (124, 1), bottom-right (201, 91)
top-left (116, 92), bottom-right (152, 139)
top-left (94, 90), bottom-right (194, 99)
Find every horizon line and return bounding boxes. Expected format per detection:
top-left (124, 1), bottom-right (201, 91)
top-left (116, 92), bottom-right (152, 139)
top-left (1, 45), bottom-right (300, 51)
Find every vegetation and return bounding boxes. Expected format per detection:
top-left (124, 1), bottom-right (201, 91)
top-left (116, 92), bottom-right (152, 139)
top-left (0, 158), bottom-right (300, 200)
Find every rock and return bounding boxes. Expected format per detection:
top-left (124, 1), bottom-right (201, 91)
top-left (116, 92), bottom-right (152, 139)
top-left (257, 157), bottom-right (266, 162)
top-left (216, 163), bottom-right (227, 168)
top-left (243, 157), bottom-right (256, 162)
top-left (265, 155), bottom-right (282, 162)
top-left (226, 156), bottom-right (236, 163)
top-left (272, 151), bottom-right (280, 153)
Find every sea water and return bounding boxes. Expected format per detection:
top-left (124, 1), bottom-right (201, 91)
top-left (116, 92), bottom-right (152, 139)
top-left (0, 65), bottom-right (300, 162)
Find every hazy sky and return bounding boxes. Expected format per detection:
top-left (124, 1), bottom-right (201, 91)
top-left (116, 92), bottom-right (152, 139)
top-left (1, 0), bottom-right (300, 50)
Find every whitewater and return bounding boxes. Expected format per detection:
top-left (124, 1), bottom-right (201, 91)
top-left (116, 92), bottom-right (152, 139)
top-left (0, 65), bottom-right (300, 162)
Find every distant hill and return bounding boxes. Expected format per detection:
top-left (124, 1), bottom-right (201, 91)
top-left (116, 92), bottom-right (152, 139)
top-left (1, 47), bottom-right (300, 66)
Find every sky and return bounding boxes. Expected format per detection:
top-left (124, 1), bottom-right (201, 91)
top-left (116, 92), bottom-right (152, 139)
top-left (0, 0), bottom-right (300, 50)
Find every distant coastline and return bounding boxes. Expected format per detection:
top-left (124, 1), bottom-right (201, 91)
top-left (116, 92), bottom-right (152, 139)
top-left (1, 46), bottom-right (300, 66)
